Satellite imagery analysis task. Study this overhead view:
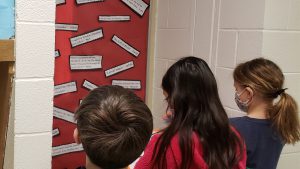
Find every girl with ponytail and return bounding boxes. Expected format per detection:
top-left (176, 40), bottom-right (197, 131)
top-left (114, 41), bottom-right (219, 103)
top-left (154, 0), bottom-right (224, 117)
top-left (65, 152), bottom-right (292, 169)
top-left (231, 58), bottom-right (300, 169)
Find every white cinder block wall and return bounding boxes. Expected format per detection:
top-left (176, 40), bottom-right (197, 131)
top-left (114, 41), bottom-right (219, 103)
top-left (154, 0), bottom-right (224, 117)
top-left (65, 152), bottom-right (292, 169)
top-left (4, 0), bottom-right (55, 169)
top-left (151, 0), bottom-right (300, 168)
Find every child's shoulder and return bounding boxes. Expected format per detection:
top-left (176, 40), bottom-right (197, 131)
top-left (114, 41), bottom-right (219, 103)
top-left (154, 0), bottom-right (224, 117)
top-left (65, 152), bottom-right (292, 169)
top-left (229, 116), bottom-right (248, 124)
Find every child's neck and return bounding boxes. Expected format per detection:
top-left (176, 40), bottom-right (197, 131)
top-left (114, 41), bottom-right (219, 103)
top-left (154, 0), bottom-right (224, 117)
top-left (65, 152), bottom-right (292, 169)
top-left (247, 100), bottom-right (270, 119)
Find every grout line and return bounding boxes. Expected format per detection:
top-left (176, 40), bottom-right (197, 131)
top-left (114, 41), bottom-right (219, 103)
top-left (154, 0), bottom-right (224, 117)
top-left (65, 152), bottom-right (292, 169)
top-left (216, 66), bottom-right (234, 70)
top-left (209, 0), bottom-right (216, 67)
top-left (280, 151), bottom-right (300, 155)
top-left (15, 131), bottom-right (52, 137)
top-left (158, 28), bottom-right (187, 30)
top-left (234, 31), bottom-right (239, 66)
top-left (153, 86), bottom-right (162, 90)
top-left (286, 0), bottom-right (293, 30)
top-left (166, 0), bottom-right (170, 28)
top-left (15, 76), bottom-right (54, 82)
top-left (219, 28), bottom-right (300, 32)
top-left (213, 0), bottom-right (222, 75)
top-left (16, 21), bottom-right (55, 26)
top-left (191, 0), bottom-right (197, 55)
top-left (283, 72), bottom-right (300, 75)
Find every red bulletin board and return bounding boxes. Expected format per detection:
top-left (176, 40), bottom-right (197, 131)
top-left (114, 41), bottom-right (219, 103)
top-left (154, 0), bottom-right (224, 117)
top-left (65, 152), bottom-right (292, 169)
top-left (53, 0), bottom-right (151, 168)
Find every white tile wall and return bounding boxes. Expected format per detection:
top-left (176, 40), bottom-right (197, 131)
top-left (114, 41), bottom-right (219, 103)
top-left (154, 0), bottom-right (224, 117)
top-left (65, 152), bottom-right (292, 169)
top-left (219, 0), bottom-right (265, 29)
top-left (236, 31), bottom-right (263, 63)
top-left (156, 29), bottom-right (193, 60)
top-left (16, 0), bottom-right (55, 22)
top-left (217, 30), bottom-right (237, 68)
top-left (14, 79), bottom-right (53, 134)
top-left (264, 0), bottom-right (290, 29)
top-left (153, 59), bottom-right (168, 88)
top-left (288, 0), bottom-right (300, 30)
top-left (215, 68), bottom-right (238, 109)
top-left (152, 0), bottom-right (300, 168)
top-left (277, 153), bottom-right (300, 169)
top-left (14, 133), bottom-right (52, 169)
top-left (157, 0), bottom-right (168, 28)
top-left (152, 88), bottom-right (167, 130)
top-left (282, 143), bottom-right (300, 154)
top-left (284, 74), bottom-right (300, 106)
top-left (167, 0), bottom-right (194, 29)
top-left (15, 22), bottom-right (55, 78)
top-left (193, 0), bottom-right (214, 63)
top-left (4, 0), bottom-right (55, 169)
top-left (262, 31), bottom-right (300, 73)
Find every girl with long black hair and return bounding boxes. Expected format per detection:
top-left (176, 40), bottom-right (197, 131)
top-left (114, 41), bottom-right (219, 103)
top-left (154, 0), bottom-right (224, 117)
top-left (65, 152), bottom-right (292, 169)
top-left (135, 56), bottom-right (246, 169)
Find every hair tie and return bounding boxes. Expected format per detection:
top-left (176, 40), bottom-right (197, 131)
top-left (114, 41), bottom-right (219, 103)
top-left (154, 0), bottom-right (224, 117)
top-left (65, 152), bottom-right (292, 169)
top-left (275, 88), bottom-right (288, 97)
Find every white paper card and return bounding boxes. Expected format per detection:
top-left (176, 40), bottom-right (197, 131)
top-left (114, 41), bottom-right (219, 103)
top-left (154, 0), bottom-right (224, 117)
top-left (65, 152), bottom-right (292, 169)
top-left (112, 80), bottom-right (141, 89)
top-left (70, 28), bottom-right (103, 48)
top-left (112, 35), bottom-right (140, 57)
top-left (56, 0), bottom-right (66, 5)
top-left (52, 143), bottom-right (83, 157)
top-left (99, 16), bottom-right (130, 22)
top-left (105, 61), bottom-right (134, 77)
top-left (54, 81), bottom-right (77, 96)
top-left (53, 107), bottom-right (76, 124)
top-left (76, 0), bottom-right (104, 4)
top-left (52, 128), bottom-right (60, 137)
top-left (82, 80), bottom-right (98, 90)
top-left (70, 55), bottom-right (102, 70)
top-left (56, 24), bottom-right (78, 31)
top-left (55, 50), bottom-right (60, 58)
top-left (121, 0), bottom-right (148, 16)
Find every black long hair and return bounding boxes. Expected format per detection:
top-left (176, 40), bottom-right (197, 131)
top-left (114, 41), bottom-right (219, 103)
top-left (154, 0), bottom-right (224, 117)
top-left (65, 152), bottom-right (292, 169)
top-left (152, 56), bottom-right (243, 169)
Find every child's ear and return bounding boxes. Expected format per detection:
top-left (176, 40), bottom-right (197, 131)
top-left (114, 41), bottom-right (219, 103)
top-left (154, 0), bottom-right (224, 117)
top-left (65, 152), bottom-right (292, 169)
top-left (245, 86), bottom-right (254, 99)
top-left (73, 128), bottom-right (81, 144)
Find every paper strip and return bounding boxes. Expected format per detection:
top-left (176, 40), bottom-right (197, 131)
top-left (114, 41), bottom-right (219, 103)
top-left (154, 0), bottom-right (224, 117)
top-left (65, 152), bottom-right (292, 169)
top-left (121, 0), bottom-right (149, 16)
top-left (70, 55), bottom-right (102, 70)
top-left (56, 23), bottom-right (78, 32)
top-left (105, 61), bottom-right (134, 77)
top-left (54, 81), bottom-right (77, 96)
top-left (55, 50), bottom-right (60, 58)
top-left (82, 80), bottom-right (98, 90)
top-left (112, 80), bottom-right (141, 90)
top-left (70, 28), bottom-right (103, 48)
top-left (52, 143), bottom-right (83, 157)
top-left (56, 0), bottom-right (66, 5)
top-left (112, 35), bottom-right (140, 57)
top-left (52, 128), bottom-right (60, 137)
top-left (53, 107), bottom-right (76, 124)
top-left (76, 0), bottom-right (104, 5)
top-left (99, 16), bottom-right (130, 22)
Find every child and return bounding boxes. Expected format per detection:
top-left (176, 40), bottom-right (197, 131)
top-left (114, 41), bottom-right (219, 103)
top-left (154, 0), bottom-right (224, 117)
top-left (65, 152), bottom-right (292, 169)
top-left (74, 85), bottom-right (153, 169)
top-left (231, 58), bottom-right (300, 169)
top-left (135, 56), bottom-right (246, 169)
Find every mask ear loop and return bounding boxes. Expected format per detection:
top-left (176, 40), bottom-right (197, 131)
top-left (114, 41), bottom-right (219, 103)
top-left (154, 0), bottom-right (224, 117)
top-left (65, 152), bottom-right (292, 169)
top-left (236, 88), bottom-right (246, 97)
top-left (237, 85), bottom-right (254, 104)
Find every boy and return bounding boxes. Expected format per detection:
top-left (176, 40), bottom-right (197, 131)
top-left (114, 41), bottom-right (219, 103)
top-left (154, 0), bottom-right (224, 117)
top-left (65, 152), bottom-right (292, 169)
top-left (74, 85), bottom-right (153, 169)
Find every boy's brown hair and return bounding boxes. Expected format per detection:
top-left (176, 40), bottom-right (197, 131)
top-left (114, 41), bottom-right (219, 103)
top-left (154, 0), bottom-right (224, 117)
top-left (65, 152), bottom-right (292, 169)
top-left (75, 85), bottom-right (153, 169)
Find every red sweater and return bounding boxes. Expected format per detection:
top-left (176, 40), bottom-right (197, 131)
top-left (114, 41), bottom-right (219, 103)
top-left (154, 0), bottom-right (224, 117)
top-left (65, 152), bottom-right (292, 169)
top-left (134, 131), bottom-right (246, 169)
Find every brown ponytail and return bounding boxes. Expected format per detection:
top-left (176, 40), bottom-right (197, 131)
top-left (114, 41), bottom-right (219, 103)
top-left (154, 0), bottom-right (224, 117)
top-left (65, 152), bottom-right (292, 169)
top-left (270, 92), bottom-right (300, 144)
top-left (233, 58), bottom-right (300, 144)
